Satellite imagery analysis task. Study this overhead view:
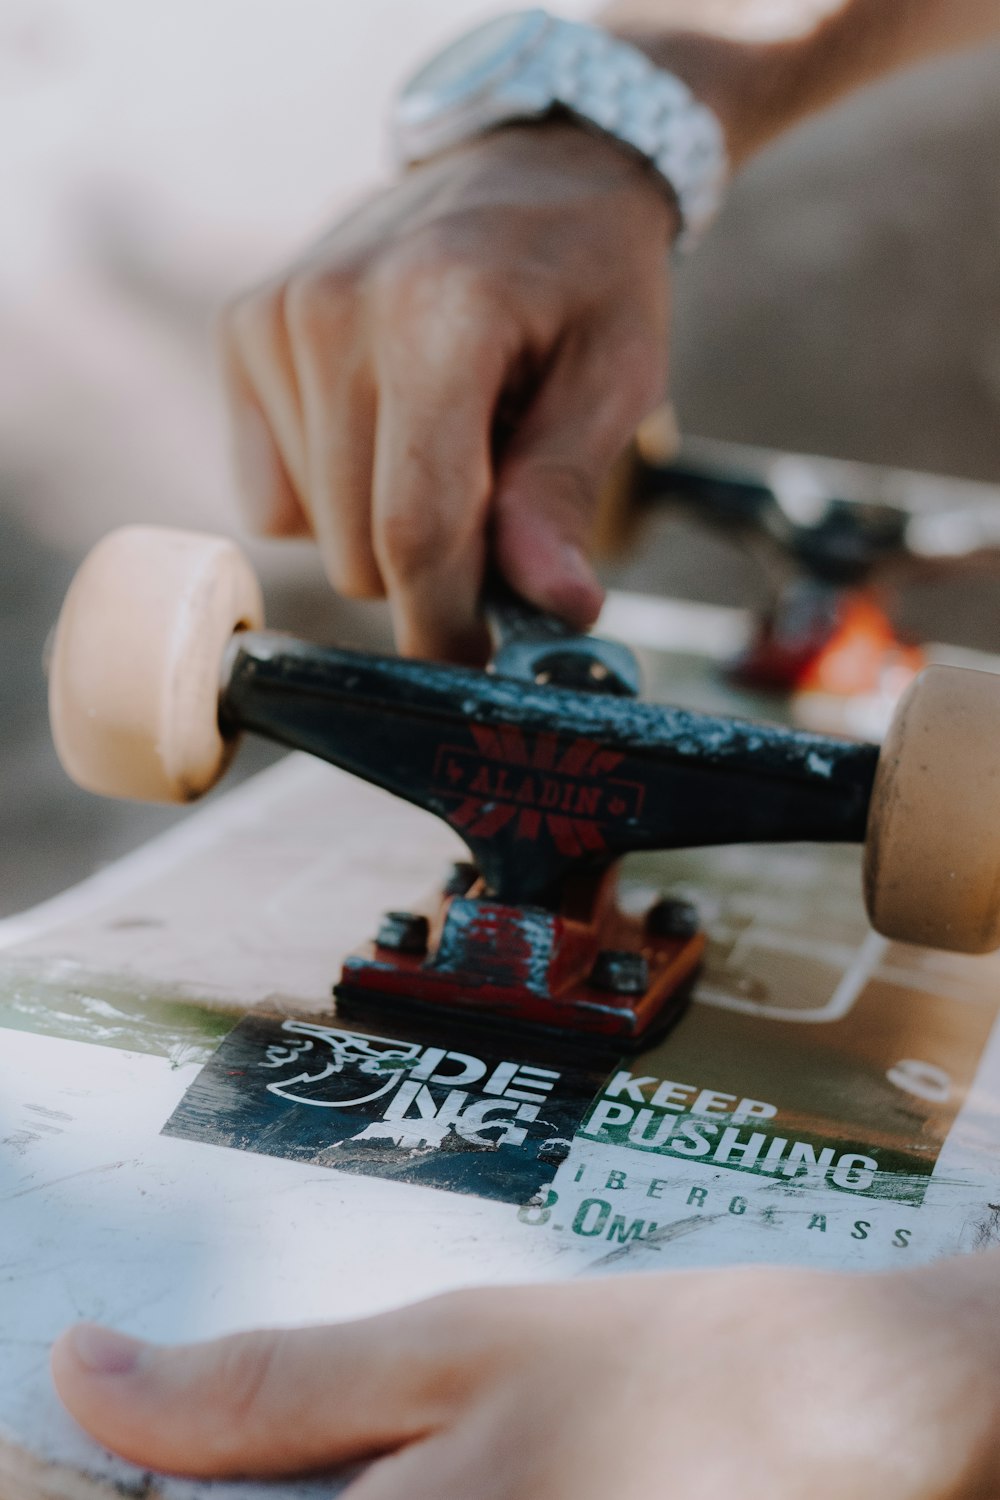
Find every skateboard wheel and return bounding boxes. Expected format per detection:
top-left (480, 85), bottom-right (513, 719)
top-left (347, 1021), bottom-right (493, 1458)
top-left (864, 665), bottom-right (1000, 953)
top-left (49, 526), bottom-right (264, 803)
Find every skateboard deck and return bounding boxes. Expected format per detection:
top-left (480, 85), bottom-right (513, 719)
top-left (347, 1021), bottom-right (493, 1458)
top-left (5, 590), bottom-right (1000, 1499)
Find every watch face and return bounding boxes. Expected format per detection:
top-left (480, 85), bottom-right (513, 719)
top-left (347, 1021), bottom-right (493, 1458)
top-left (402, 10), bottom-right (547, 111)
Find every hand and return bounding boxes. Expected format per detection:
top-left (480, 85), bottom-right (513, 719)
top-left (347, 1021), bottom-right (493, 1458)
top-left (52, 1258), bottom-right (1000, 1497)
top-left (220, 122), bottom-right (675, 662)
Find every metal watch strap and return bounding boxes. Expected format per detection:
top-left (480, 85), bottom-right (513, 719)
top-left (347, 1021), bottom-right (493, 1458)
top-left (518, 18), bottom-right (726, 249)
top-left (395, 13), bottom-right (728, 251)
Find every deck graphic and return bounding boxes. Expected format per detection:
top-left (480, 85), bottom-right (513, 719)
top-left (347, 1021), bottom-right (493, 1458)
top-left (163, 1015), bottom-right (610, 1204)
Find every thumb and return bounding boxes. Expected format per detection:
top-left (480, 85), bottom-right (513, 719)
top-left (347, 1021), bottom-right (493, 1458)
top-left (51, 1309), bottom-right (453, 1480)
top-left (493, 326), bottom-right (666, 626)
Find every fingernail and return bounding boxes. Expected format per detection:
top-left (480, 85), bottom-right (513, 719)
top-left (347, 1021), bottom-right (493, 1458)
top-left (560, 543), bottom-right (598, 588)
top-left (559, 544), bottom-right (604, 622)
top-left (69, 1324), bottom-right (146, 1377)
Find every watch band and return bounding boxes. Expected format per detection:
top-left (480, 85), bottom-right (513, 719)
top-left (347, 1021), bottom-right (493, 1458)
top-left (514, 18), bottom-right (726, 248)
top-left (394, 12), bottom-right (728, 252)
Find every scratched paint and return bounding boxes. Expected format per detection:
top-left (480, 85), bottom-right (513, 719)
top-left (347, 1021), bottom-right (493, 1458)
top-left (0, 959), bottom-right (230, 1064)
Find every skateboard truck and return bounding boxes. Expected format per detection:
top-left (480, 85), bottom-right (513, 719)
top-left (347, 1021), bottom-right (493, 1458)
top-left (214, 578), bottom-right (888, 1046)
top-left (622, 433), bottom-right (929, 706)
top-left (48, 528), bottom-right (1000, 1048)
top-left (341, 585), bottom-right (703, 1043)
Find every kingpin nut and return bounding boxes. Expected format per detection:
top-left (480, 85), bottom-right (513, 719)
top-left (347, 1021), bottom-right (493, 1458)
top-left (443, 861), bottom-right (479, 898)
top-left (376, 911), bottom-right (429, 955)
top-left (646, 897), bottom-right (700, 940)
top-left (589, 949), bottom-right (650, 996)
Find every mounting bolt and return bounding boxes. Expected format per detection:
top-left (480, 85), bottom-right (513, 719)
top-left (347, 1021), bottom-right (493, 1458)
top-left (589, 949), bottom-right (649, 996)
top-left (646, 897), bottom-right (700, 940)
top-left (376, 911), bottom-right (429, 955)
top-left (443, 861), bottom-right (479, 898)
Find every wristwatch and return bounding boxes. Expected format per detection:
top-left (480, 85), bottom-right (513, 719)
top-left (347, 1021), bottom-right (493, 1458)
top-left (392, 9), bottom-right (727, 250)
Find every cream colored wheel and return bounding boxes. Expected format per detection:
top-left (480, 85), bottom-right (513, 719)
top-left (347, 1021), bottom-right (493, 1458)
top-left (49, 526), bottom-right (264, 804)
top-left (864, 664), bottom-right (1000, 953)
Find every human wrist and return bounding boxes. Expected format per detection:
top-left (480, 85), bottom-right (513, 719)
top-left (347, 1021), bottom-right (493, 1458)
top-left (600, 0), bottom-right (990, 167)
top-left (599, 18), bottom-right (817, 168)
top-left (454, 116), bottom-right (683, 244)
top-left (392, 12), bottom-right (723, 249)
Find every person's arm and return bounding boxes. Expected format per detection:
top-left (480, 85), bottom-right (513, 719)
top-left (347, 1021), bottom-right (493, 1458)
top-left (603, 0), bottom-right (1000, 165)
top-left (51, 1256), bottom-right (1000, 1495)
top-left (219, 0), bottom-right (1000, 664)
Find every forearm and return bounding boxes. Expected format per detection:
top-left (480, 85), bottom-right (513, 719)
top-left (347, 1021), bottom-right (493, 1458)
top-left (600, 0), bottom-right (1000, 165)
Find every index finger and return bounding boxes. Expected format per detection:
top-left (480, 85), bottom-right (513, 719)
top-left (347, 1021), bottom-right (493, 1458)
top-left (371, 270), bottom-right (519, 663)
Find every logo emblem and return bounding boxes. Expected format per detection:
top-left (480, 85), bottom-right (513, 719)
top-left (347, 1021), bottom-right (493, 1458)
top-left (164, 1016), bottom-right (610, 1205)
top-left (432, 726), bottom-right (644, 855)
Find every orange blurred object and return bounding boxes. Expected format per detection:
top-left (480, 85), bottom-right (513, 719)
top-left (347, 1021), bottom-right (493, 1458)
top-left (734, 585), bottom-right (925, 739)
top-left (798, 591), bottom-right (925, 698)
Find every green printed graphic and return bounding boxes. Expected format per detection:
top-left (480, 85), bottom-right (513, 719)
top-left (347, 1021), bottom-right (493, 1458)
top-left (579, 1093), bottom-right (933, 1205)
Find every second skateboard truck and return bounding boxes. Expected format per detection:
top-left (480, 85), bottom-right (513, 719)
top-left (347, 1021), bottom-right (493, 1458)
top-left (48, 527), bottom-right (1000, 1044)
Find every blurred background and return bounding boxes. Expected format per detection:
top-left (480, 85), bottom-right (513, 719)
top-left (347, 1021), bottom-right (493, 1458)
top-left (2, 0), bottom-right (998, 916)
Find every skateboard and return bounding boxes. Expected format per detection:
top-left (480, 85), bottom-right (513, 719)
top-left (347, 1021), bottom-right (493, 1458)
top-left (6, 454), bottom-right (1000, 1498)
